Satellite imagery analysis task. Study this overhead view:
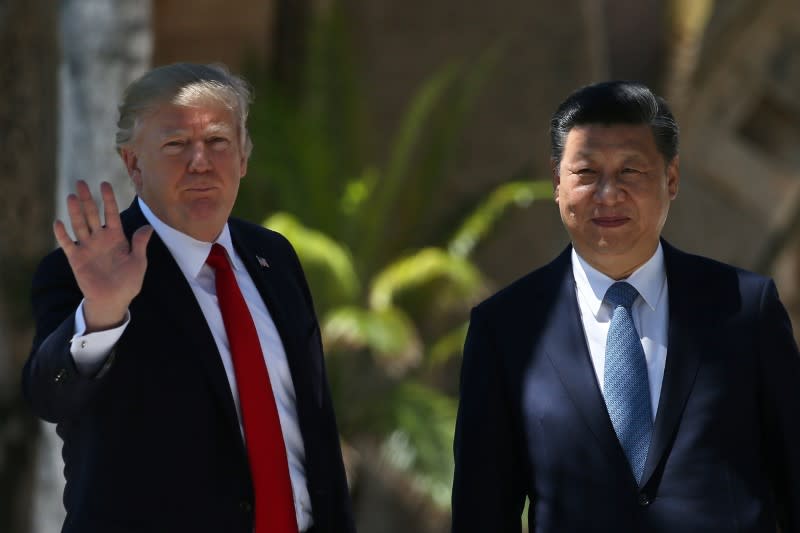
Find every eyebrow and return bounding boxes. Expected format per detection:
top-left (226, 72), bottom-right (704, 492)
top-left (158, 123), bottom-right (235, 138)
top-left (569, 149), bottom-right (650, 160)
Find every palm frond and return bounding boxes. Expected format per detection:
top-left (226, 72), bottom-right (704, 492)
top-left (427, 321), bottom-right (470, 367)
top-left (386, 42), bottom-right (506, 250)
top-left (381, 380), bottom-right (457, 507)
top-left (264, 212), bottom-right (360, 303)
top-left (322, 305), bottom-right (422, 375)
top-left (356, 64), bottom-right (460, 270)
top-left (448, 180), bottom-right (553, 258)
top-left (368, 248), bottom-right (484, 311)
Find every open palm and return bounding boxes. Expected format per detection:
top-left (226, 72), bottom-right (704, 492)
top-left (54, 180), bottom-right (153, 331)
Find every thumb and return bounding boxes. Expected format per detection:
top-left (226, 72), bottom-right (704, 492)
top-left (131, 225), bottom-right (154, 259)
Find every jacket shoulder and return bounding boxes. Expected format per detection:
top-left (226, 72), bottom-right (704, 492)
top-left (662, 242), bottom-right (771, 294)
top-left (229, 217), bottom-right (294, 250)
top-left (475, 248), bottom-right (571, 319)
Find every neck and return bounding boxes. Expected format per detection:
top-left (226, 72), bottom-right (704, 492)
top-left (573, 243), bottom-right (659, 280)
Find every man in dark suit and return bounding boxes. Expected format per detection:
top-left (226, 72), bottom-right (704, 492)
top-left (23, 63), bottom-right (354, 533)
top-left (451, 81), bottom-right (800, 532)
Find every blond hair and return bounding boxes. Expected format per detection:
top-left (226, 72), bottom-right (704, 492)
top-left (116, 63), bottom-right (253, 157)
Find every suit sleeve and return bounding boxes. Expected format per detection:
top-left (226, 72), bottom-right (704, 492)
top-left (757, 279), bottom-right (800, 532)
top-left (22, 250), bottom-right (115, 423)
top-left (452, 306), bottom-right (527, 533)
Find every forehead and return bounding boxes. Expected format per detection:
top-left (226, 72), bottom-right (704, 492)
top-left (562, 124), bottom-right (660, 161)
top-left (139, 102), bottom-right (237, 134)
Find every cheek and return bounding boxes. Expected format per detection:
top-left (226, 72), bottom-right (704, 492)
top-left (561, 188), bottom-right (589, 211)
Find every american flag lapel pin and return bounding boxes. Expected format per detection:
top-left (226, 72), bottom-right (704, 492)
top-left (256, 255), bottom-right (270, 268)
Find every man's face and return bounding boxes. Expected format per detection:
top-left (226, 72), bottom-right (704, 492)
top-left (553, 124), bottom-right (679, 279)
top-left (120, 101), bottom-right (248, 242)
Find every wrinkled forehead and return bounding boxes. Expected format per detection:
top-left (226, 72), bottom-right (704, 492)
top-left (563, 123), bottom-right (660, 157)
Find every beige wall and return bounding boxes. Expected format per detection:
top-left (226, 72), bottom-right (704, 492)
top-left (153, 0), bottom-right (274, 69)
top-left (151, 0), bottom-right (800, 317)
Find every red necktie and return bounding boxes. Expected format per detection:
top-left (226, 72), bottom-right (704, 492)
top-left (206, 244), bottom-right (299, 533)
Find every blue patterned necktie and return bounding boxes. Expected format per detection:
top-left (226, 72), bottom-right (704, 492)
top-left (603, 281), bottom-right (653, 484)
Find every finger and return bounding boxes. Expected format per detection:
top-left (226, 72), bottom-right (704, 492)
top-left (53, 220), bottom-right (77, 253)
top-left (130, 225), bottom-right (154, 261)
top-left (66, 193), bottom-right (91, 242)
top-left (101, 181), bottom-right (122, 230)
top-left (76, 180), bottom-right (102, 232)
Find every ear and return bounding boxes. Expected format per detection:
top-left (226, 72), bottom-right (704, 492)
top-left (551, 158), bottom-right (561, 203)
top-left (119, 147), bottom-right (143, 192)
top-left (239, 151), bottom-right (248, 179)
top-left (667, 155), bottom-right (680, 200)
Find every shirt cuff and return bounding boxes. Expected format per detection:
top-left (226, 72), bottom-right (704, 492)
top-left (70, 300), bottom-right (130, 376)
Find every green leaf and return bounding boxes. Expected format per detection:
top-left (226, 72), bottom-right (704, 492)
top-left (322, 306), bottom-right (422, 374)
top-left (340, 166), bottom-right (379, 217)
top-left (381, 381), bottom-right (457, 507)
top-left (263, 212), bottom-right (360, 301)
top-left (369, 248), bottom-right (484, 311)
top-left (448, 179), bottom-right (553, 258)
top-left (427, 321), bottom-right (470, 367)
top-left (381, 64), bottom-right (460, 205)
top-left (356, 64), bottom-right (460, 270)
top-left (385, 41), bottom-right (506, 251)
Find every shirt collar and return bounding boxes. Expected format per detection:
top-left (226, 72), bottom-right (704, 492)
top-left (137, 197), bottom-right (242, 279)
top-left (571, 242), bottom-right (666, 318)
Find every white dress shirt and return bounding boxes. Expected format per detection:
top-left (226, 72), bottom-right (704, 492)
top-left (70, 198), bottom-right (313, 530)
top-left (571, 244), bottom-right (669, 420)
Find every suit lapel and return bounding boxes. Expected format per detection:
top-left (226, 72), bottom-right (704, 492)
top-left (123, 200), bottom-right (247, 458)
top-left (229, 223), bottom-right (330, 505)
top-left (229, 224), bottom-right (317, 408)
top-left (640, 241), bottom-right (702, 486)
top-left (540, 250), bottom-right (638, 487)
top-left (535, 242), bottom-right (705, 488)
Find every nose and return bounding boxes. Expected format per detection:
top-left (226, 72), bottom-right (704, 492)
top-left (187, 141), bottom-right (212, 173)
top-left (593, 173), bottom-right (624, 205)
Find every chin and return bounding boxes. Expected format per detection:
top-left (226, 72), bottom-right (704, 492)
top-left (590, 240), bottom-right (634, 257)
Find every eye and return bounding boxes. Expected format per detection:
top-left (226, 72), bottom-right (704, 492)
top-left (208, 137), bottom-right (230, 151)
top-left (162, 140), bottom-right (186, 154)
top-left (620, 167), bottom-right (643, 177)
top-left (575, 168), bottom-right (596, 176)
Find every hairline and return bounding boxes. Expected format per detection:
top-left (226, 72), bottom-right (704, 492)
top-left (115, 63), bottom-right (253, 158)
top-left (553, 120), bottom-right (677, 175)
top-left (125, 98), bottom-right (246, 153)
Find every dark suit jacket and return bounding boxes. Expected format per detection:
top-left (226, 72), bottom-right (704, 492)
top-left (23, 200), bottom-right (355, 533)
top-left (451, 241), bottom-right (800, 533)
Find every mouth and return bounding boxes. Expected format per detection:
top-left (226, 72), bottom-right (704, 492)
top-left (592, 216), bottom-right (630, 228)
top-left (185, 185), bottom-right (218, 193)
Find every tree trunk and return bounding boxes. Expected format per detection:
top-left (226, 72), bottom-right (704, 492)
top-left (57, 0), bottom-right (153, 224)
top-left (24, 2), bottom-right (153, 532)
top-left (0, 0), bottom-right (58, 531)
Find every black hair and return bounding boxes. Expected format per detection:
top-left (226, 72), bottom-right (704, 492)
top-left (550, 81), bottom-right (679, 165)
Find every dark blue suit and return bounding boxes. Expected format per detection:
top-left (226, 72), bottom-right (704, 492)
top-left (452, 242), bottom-right (800, 532)
top-left (23, 200), bottom-right (355, 533)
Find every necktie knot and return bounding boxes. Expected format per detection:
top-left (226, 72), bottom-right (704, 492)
top-left (605, 281), bottom-right (639, 310)
top-left (206, 243), bottom-right (230, 272)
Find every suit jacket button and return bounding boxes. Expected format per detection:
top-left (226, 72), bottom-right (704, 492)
top-left (54, 369), bottom-right (68, 384)
top-left (638, 493), bottom-right (651, 507)
top-left (239, 501), bottom-right (252, 513)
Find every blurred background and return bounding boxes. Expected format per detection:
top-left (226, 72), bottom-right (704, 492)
top-left (2, 0), bottom-right (800, 531)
